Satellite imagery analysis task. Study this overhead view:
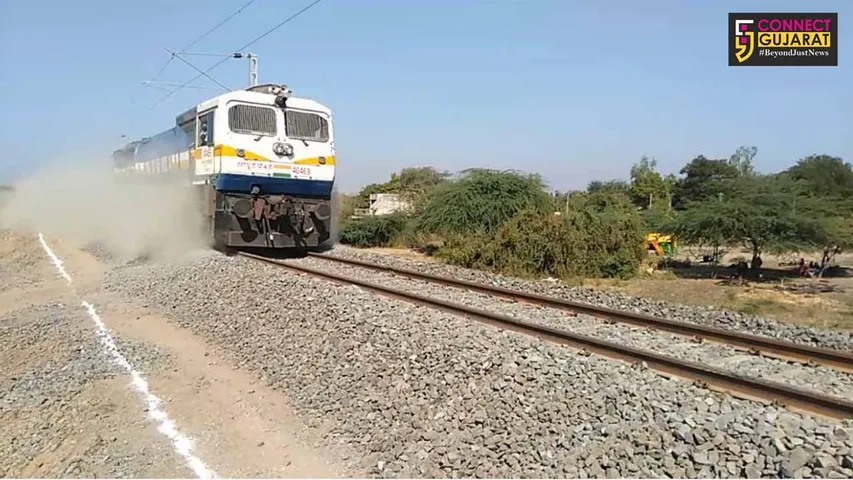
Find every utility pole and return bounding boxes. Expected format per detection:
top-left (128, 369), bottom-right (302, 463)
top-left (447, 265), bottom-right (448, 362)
top-left (248, 53), bottom-right (258, 86)
top-left (230, 52), bottom-right (258, 87)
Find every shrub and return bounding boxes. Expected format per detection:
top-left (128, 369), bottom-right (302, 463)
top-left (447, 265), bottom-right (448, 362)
top-left (338, 213), bottom-right (409, 248)
top-left (411, 169), bottom-right (552, 236)
top-left (437, 191), bottom-right (646, 279)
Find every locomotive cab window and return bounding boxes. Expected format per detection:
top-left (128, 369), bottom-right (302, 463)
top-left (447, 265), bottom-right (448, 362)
top-left (198, 110), bottom-right (215, 147)
top-left (285, 110), bottom-right (329, 142)
top-left (228, 104), bottom-right (277, 136)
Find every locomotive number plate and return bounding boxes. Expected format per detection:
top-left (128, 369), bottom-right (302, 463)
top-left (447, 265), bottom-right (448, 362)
top-left (292, 166), bottom-right (311, 177)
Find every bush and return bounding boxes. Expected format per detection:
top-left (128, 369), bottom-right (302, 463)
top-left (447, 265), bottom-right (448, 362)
top-left (437, 191), bottom-right (646, 279)
top-left (411, 169), bottom-right (552, 236)
top-left (338, 213), bottom-right (408, 248)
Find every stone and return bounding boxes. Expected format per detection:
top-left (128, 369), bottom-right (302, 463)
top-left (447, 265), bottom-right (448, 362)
top-left (782, 447), bottom-right (811, 477)
top-left (745, 464), bottom-right (762, 479)
top-left (726, 461), bottom-right (740, 476)
top-left (692, 451), bottom-right (711, 465)
top-left (675, 425), bottom-right (694, 444)
top-left (68, 239), bottom-right (853, 479)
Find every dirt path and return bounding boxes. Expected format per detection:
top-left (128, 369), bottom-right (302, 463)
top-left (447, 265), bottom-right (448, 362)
top-left (0, 231), bottom-right (343, 478)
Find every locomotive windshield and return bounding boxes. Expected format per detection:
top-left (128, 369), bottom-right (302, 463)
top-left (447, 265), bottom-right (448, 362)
top-left (228, 104), bottom-right (277, 136)
top-left (285, 110), bottom-right (329, 142)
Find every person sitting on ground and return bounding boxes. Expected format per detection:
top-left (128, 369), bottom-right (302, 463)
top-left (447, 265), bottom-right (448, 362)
top-left (798, 258), bottom-right (808, 277)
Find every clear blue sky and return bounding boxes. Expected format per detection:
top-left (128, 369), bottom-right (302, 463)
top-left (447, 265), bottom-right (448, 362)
top-left (1, 0), bottom-right (850, 193)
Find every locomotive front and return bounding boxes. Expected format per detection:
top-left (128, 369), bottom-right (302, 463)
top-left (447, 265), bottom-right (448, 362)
top-left (197, 84), bottom-right (336, 249)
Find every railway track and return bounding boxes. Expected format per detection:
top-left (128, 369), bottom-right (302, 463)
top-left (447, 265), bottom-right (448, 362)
top-left (238, 251), bottom-right (853, 420)
top-left (306, 252), bottom-right (853, 373)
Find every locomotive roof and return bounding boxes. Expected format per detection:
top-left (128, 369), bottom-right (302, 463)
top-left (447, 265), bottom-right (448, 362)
top-left (118, 85), bottom-right (331, 153)
top-left (176, 85), bottom-right (330, 126)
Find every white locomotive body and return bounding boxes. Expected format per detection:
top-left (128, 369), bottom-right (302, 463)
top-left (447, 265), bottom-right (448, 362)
top-left (112, 84), bottom-right (336, 249)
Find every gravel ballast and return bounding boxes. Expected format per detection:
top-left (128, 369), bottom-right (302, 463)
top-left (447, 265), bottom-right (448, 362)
top-left (103, 250), bottom-right (853, 478)
top-left (287, 255), bottom-right (853, 400)
top-left (320, 246), bottom-right (853, 352)
top-left (0, 301), bottom-right (180, 478)
top-left (0, 231), bottom-right (189, 478)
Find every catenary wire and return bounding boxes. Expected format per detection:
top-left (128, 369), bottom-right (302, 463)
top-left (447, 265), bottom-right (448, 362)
top-left (127, 0), bottom-right (259, 134)
top-left (146, 0), bottom-right (325, 111)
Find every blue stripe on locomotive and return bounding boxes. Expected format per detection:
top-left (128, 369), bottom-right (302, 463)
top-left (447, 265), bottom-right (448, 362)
top-left (114, 126), bottom-right (333, 198)
top-left (214, 174), bottom-right (333, 198)
top-left (134, 126), bottom-right (192, 162)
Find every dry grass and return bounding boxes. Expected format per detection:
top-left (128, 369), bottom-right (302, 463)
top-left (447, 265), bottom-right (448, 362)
top-left (582, 273), bottom-right (853, 330)
top-left (360, 247), bottom-right (440, 263)
top-left (360, 246), bottom-right (853, 330)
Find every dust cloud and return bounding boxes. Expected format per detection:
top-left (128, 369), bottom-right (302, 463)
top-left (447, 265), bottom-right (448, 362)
top-left (0, 155), bottom-right (207, 262)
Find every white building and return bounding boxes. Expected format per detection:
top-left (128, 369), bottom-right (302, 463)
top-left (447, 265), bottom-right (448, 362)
top-left (368, 193), bottom-right (410, 215)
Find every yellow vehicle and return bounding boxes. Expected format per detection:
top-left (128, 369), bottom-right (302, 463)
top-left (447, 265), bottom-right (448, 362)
top-left (645, 232), bottom-right (677, 256)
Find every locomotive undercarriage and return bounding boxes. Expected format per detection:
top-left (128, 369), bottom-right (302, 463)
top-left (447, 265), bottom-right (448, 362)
top-left (205, 188), bottom-right (332, 249)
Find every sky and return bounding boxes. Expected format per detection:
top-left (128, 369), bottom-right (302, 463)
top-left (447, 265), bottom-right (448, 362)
top-left (0, 0), bottom-right (850, 193)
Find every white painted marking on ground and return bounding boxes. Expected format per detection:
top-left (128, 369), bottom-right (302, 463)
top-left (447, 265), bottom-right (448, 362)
top-left (37, 234), bottom-right (217, 479)
top-left (38, 233), bottom-right (72, 283)
top-left (81, 301), bottom-right (216, 479)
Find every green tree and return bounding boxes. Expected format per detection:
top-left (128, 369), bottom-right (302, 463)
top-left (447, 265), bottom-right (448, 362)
top-left (812, 212), bottom-right (853, 276)
top-left (786, 154), bottom-right (853, 198)
top-left (587, 179), bottom-right (631, 198)
top-left (629, 156), bottom-right (670, 209)
top-left (672, 155), bottom-right (740, 208)
top-left (728, 145), bottom-right (758, 176)
top-left (669, 195), bottom-right (743, 273)
top-left (641, 203), bottom-right (676, 233)
top-left (385, 167), bottom-right (450, 200)
top-left (784, 155), bottom-right (853, 275)
top-left (674, 174), bottom-right (821, 270)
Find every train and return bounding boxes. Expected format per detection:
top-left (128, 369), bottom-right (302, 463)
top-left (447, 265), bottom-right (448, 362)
top-left (111, 83), bottom-right (335, 250)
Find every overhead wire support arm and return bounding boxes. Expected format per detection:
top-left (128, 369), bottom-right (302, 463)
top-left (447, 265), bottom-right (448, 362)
top-left (141, 0), bottom-right (259, 92)
top-left (125, 0), bottom-right (260, 134)
top-left (172, 52), bottom-right (236, 58)
top-left (166, 51), bottom-right (257, 86)
top-left (140, 81), bottom-right (222, 90)
top-left (166, 48), bottom-right (231, 92)
top-left (148, 0), bottom-right (324, 109)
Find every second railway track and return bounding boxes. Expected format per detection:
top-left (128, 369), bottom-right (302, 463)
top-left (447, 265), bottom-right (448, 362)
top-left (238, 251), bottom-right (853, 420)
top-left (306, 251), bottom-right (853, 373)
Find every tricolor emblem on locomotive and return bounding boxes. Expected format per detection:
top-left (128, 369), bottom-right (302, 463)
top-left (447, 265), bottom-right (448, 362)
top-left (112, 83), bottom-right (335, 249)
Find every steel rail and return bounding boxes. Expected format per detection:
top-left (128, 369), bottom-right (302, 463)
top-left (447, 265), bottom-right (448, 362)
top-left (306, 252), bottom-right (853, 373)
top-left (240, 252), bottom-right (853, 420)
